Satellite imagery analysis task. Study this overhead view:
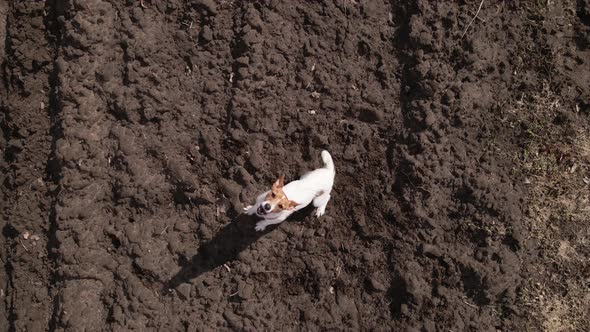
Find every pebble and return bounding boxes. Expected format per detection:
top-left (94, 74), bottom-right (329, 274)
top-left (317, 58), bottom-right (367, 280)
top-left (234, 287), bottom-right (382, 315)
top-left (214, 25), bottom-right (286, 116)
top-left (369, 276), bottom-right (387, 292)
top-left (201, 25), bottom-right (213, 42)
top-left (194, 0), bottom-right (217, 15)
top-left (247, 153), bottom-right (265, 171)
top-left (176, 283), bottom-right (191, 301)
top-left (223, 310), bottom-right (243, 330)
top-left (218, 178), bottom-right (241, 199)
top-left (204, 79), bottom-right (219, 93)
top-left (356, 103), bottom-right (383, 123)
top-left (421, 244), bottom-right (441, 258)
top-left (238, 282), bottom-right (254, 300)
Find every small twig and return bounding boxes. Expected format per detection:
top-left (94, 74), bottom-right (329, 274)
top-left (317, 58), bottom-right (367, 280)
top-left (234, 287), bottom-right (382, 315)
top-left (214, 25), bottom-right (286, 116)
top-left (462, 299), bottom-right (478, 309)
top-left (298, 224), bottom-right (305, 237)
top-left (400, 171), bottom-right (431, 195)
top-left (159, 225), bottom-right (169, 235)
top-left (305, 62), bottom-right (317, 89)
top-left (469, 10), bottom-right (486, 22)
top-left (140, 0), bottom-right (148, 9)
top-left (19, 239), bottom-right (29, 252)
top-left (416, 186), bottom-right (433, 195)
top-left (223, 264), bottom-right (231, 272)
top-left (461, 0), bottom-right (485, 39)
top-left (229, 290), bottom-right (239, 297)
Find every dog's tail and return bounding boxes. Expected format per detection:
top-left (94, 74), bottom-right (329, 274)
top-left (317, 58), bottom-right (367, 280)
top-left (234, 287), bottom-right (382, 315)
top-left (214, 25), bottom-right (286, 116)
top-left (321, 150), bottom-right (335, 172)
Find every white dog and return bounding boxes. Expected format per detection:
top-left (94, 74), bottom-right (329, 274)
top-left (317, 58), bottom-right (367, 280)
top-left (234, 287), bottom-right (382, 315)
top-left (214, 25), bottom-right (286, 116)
top-left (243, 150), bottom-right (335, 231)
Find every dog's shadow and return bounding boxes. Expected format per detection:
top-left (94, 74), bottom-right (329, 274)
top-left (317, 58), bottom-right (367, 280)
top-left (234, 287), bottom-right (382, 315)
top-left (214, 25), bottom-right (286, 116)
top-left (164, 206), bottom-right (314, 291)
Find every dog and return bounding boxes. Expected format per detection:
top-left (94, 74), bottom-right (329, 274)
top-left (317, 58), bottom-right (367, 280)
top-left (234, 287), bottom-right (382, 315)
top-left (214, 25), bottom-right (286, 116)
top-left (243, 150), bottom-right (335, 231)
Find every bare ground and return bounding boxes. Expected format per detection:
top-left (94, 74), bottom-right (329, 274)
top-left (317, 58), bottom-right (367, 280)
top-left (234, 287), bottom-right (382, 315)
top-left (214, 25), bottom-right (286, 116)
top-left (1, 0), bottom-right (589, 331)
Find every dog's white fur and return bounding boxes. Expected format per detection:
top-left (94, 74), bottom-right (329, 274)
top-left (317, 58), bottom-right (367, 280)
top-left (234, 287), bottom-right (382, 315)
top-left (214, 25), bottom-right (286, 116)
top-left (244, 150), bottom-right (335, 231)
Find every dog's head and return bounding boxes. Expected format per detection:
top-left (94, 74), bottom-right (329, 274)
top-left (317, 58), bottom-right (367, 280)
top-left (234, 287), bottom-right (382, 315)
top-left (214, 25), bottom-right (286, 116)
top-left (256, 175), bottom-right (298, 216)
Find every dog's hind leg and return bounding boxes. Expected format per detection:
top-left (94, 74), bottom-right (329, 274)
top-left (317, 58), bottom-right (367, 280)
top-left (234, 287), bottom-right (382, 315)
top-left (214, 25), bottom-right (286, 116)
top-left (313, 192), bottom-right (331, 217)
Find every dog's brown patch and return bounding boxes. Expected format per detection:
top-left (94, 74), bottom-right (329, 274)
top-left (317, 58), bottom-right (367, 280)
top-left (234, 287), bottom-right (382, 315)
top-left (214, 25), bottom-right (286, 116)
top-left (266, 175), bottom-right (298, 212)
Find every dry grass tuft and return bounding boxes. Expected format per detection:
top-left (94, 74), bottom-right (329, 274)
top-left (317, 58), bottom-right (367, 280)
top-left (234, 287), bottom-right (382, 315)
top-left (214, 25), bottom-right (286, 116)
top-left (498, 84), bottom-right (590, 331)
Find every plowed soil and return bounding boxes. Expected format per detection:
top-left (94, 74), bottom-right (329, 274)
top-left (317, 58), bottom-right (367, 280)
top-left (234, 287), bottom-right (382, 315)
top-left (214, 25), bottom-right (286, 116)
top-left (2, 1), bottom-right (589, 331)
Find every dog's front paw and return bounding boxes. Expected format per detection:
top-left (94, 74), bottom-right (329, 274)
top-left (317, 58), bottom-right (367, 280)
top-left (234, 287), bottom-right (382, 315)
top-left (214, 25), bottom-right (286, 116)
top-left (244, 205), bottom-right (256, 215)
top-left (315, 209), bottom-right (326, 218)
top-left (255, 222), bottom-right (267, 232)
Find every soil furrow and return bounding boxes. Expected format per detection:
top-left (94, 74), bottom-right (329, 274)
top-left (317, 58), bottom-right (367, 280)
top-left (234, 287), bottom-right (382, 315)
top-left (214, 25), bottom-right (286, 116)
top-left (383, 1), bottom-right (539, 330)
top-left (44, 1), bottom-right (66, 330)
top-left (47, 0), bottom-right (127, 328)
top-left (190, 1), bottom-right (405, 329)
top-left (48, 0), bottom-right (237, 329)
top-left (0, 2), bottom-right (11, 326)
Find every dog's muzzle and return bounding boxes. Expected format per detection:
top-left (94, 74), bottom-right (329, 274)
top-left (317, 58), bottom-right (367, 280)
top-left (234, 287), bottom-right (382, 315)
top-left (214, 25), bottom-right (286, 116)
top-left (257, 203), bottom-right (271, 215)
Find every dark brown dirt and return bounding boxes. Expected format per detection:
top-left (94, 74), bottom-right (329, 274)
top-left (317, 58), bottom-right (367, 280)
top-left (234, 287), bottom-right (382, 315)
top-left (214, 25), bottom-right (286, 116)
top-left (1, 0), bottom-right (589, 331)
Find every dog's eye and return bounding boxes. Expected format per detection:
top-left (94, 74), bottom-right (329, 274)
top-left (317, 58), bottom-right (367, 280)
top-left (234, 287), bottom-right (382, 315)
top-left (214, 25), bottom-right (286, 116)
top-left (279, 204), bottom-right (284, 209)
top-left (271, 192), bottom-right (276, 198)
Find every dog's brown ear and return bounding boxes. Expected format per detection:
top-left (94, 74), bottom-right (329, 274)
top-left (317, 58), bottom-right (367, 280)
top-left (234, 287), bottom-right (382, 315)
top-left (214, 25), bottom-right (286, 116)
top-left (272, 175), bottom-right (285, 189)
top-left (288, 200), bottom-right (298, 209)
top-left (278, 175), bottom-right (285, 187)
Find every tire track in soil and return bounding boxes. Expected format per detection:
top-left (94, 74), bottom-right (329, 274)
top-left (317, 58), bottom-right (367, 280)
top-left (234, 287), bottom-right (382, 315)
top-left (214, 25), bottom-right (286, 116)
top-left (0, 3), bottom-right (10, 327)
top-left (48, 0), bottom-right (237, 329)
top-left (45, 2), bottom-right (65, 331)
top-left (46, 1), bottom-right (129, 329)
top-left (1, 1), bottom-right (60, 331)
